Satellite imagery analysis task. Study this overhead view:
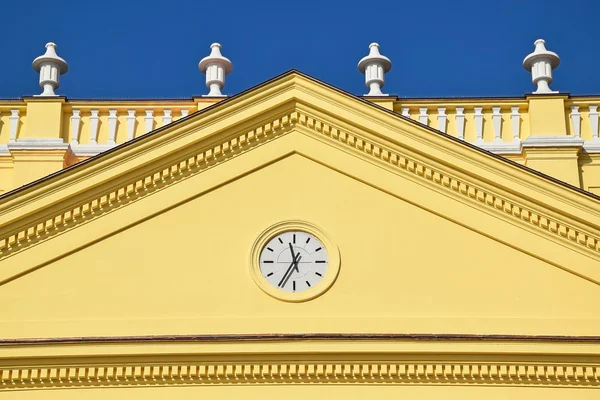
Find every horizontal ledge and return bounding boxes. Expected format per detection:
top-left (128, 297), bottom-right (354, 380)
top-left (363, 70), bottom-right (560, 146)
top-left (3, 333), bottom-right (600, 346)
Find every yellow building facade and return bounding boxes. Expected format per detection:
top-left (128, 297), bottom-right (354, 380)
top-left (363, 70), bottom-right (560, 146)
top-left (0, 42), bottom-right (599, 398)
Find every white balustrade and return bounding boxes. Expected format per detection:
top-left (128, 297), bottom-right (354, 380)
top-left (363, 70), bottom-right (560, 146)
top-left (163, 109), bottom-right (172, 126)
top-left (492, 107), bottom-right (502, 142)
top-left (126, 110), bottom-right (136, 141)
top-left (590, 105), bottom-right (599, 140)
top-left (89, 110), bottom-right (99, 144)
top-left (511, 106), bottom-right (521, 141)
top-left (474, 107), bottom-right (484, 143)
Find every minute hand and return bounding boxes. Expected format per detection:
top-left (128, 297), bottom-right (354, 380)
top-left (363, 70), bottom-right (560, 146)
top-left (278, 254), bottom-right (301, 288)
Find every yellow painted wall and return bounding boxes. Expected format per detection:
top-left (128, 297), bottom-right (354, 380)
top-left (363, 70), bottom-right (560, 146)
top-left (2, 147), bottom-right (598, 338)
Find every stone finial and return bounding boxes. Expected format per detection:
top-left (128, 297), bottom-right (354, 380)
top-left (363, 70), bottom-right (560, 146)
top-left (357, 43), bottom-right (392, 96)
top-left (523, 39), bottom-right (560, 94)
top-left (32, 42), bottom-right (68, 96)
top-left (198, 43), bottom-right (232, 97)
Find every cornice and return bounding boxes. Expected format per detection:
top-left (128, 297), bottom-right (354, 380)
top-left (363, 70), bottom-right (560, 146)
top-left (1, 107), bottom-right (600, 283)
top-left (2, 359), bottom-right (598, 390)
top-left (0, 334), bottom-right (600, 392)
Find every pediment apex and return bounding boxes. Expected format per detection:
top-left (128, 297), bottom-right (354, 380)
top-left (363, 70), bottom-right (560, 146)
top-left (1, 70), bottom-right (600, 285)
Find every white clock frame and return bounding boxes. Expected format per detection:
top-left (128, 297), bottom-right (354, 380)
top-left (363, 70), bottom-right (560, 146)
top-left (250, 220), bottom-right (341, 302)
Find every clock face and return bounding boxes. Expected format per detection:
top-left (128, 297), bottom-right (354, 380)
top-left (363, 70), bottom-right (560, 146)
top-left (259, 230), bottom-right (328, 293)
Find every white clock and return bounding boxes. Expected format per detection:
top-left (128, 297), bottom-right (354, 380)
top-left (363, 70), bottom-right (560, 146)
top-left (259, 231), bottom-right (328, 292)
top-left (250, 221), bottom-right (340, 302)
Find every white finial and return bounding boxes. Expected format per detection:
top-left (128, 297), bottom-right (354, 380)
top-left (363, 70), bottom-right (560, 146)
top-left (357, 43), bottom-right (392, 96)
top-left (32, 42), bottom-right (68, 96)
top-left (198, 43), bottom-right (232, 97)
top-left (523, 39), bottom-right (560, 94)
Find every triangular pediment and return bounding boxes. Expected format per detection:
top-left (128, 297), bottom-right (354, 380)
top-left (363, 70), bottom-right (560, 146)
top-left (1, 71), bottom-right (600, 333)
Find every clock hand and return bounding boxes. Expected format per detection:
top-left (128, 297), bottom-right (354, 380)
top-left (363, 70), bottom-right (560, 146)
top-left (281, 255), bottom-right (302, 289)
top-left (278, 252), bottom-right (301, 288)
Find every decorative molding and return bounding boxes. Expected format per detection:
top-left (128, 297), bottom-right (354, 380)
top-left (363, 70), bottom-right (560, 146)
top-left (1, 357), bottom-right (598, 390)
top-left (477, 140), bottom-right (522, 155)
top-left (69, 143), bottom-right (115, 157)
top-left (107, 109), bottom-right (117, 145)
top-left (126, 110), bottom-right (136, 141)
top-left (522, 136), bottom-right (585, 148)
top-left (1, 108), bottom-right (600, 271)
top-left (7, 138), bottom-right (68, 151)
top-left (455, 107), bottom-right (465, 140)
top-left (70, 109), bottom-right (81, 145)
top-left (437, 107), bottom-right (447, 133)
top-left (89, 109), bottom-right (99, 145)
top-left (511, 106), bottom-right (521, 140)
top-left (145, 110), bottom-right (154, 133)
top-left (9, 109), bottom-right (19, 143)
top-left (570, 106), bottom-right (581, 138)
top-left (0, 144), bottom-right (10, 156)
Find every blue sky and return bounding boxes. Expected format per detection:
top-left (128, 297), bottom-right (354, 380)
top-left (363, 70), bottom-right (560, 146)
top-left (0, 0), bottom-right (598, 98)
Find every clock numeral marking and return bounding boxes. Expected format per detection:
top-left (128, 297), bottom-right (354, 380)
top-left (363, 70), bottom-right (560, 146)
top-left (315, 260), bottom-right (326, 263)
top-left (315, 272), bottom-right (322, 277)
top-left (263, 260), bottom-right (274, 263)
top-left (278, 237), bottom-right (284, 244)
top-left (267, 247), bottom-right (274, 252)
top-left (293, 281), bottom-right (296, 291)
top-left (267, 272), bottom-right (274, 277)
top-left (315, 247), bottom-right (322, 252)
top-left (293, 234), bottom-right (296, 244)
top-left (306, 281), bottom-right (311, 287)
top-left (305, 237), bottom-right (311, 244)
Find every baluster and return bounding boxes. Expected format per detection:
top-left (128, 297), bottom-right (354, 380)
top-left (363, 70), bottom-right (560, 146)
top-left (180, 109), bottom-right (189, 119)
top-left (89, 110), bottom-right (99, 145)
top-left (401, 107), bottom-right (410, 118)
top-left (511, 106), bottom-right (521, 141)
top-left (437, 107), bottom-right (447, 133)
top-left (419, 108), bottom-right (428, 126)
top-left (9, 109), bottom-right (19, 142)
top-left (70, 109), bottom-right (81, 145)
top-left (570, 106), bottom-right (581, 137)
top-left (163, 109), bottom-right (172, 126)
top-left (589, 105), bottom-right (599, 140)
top-left (492, 107), bottom-right (502, 142)
top-left (108, 110), bottom-right (117, 145)
top-left (474, 107), bottom-right (484, 143)
top-left (455, 107), bottom-right (465, 140)
top-left (126, 110), bottom-right (136, 141)
top-left (144, 110), bottom-right (154, 133)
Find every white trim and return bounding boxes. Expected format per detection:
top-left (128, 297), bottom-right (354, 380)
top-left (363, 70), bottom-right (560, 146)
top-left (522, 136), bottom-right (584, 148)
top-left (69, 143), bottom-right (116, 157)
top-left (180, 109), bottom-right (189, 119)
top-left (0, 144), bottom-right (10, 156)
top-left (7, 138), bottom-right (68, 150)
top-left (401, 107), bottom-right (410, 118)
top-left (477, 140), bottom-right (522, 155)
